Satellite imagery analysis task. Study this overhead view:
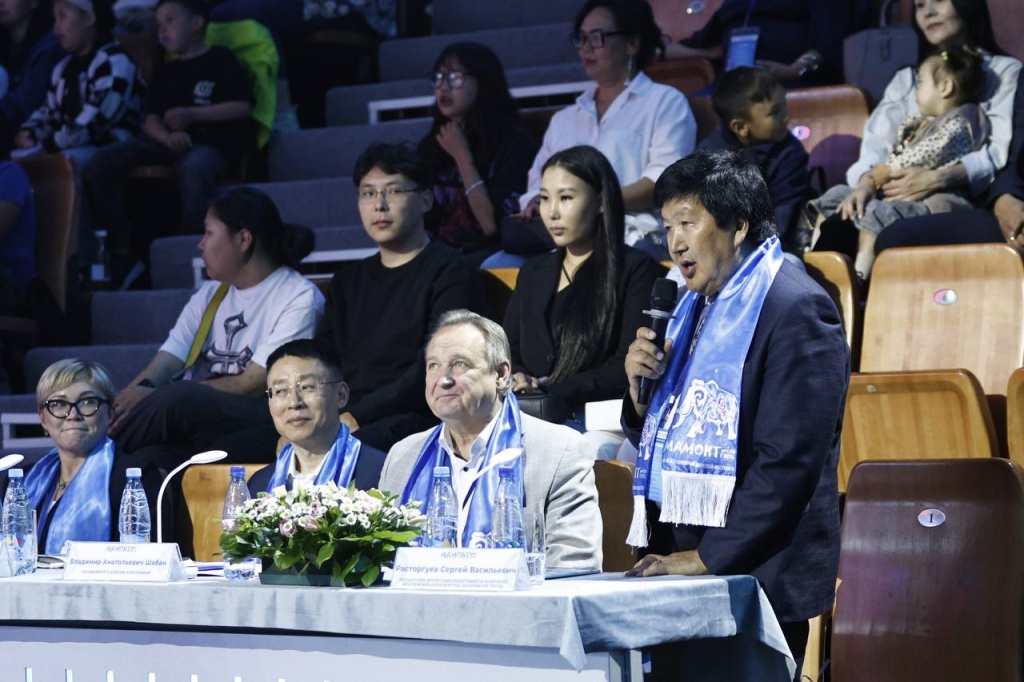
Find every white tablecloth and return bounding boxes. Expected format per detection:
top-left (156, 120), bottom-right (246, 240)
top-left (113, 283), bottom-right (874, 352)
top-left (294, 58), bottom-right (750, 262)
top-left (0, 570), bottom-right (794, 678)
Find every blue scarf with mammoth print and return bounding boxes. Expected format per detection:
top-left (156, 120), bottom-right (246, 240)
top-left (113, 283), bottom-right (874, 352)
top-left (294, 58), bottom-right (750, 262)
top-left (627, 237), bottom-right (783, 547)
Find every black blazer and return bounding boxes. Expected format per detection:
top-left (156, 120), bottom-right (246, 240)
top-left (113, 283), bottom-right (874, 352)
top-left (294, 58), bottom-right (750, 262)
top-left (247, 440), bottom-right (387, 496)
top-left (0, 449), bottom-right (165, 548)
top-left (988, 69), bottom-right (1024, 205)
top-left (624, 260), bottom-right (849, 623)
top-left (503, 246), bottom-right (661, 409)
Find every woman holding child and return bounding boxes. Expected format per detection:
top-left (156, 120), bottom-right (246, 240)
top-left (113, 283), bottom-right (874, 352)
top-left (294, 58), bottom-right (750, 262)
top-left (503, 145), bottom-right (660, 420)
top-left (812, 0), bottom-right (1021, 270)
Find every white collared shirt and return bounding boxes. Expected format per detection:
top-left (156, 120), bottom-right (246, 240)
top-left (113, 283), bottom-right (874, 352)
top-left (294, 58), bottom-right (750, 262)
top-left (287, 451), bottom-right (326, 490)
top-left (521, 72), bottom-right (697, 240)
top-left (440, 413), bottom-right (500, 540)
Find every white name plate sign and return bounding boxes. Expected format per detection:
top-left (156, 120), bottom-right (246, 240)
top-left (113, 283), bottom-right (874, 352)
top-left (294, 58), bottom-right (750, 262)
top-left (63, 542), bottom-right (188, 582)
top-left (390, 547), bottom-right (530, 592)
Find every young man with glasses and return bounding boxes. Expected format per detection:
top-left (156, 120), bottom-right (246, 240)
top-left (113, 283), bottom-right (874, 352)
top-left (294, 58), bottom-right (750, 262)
top-left (314, 142), bottom-right (484, 453)
top-left (247, 339), bottom-right (386, 494)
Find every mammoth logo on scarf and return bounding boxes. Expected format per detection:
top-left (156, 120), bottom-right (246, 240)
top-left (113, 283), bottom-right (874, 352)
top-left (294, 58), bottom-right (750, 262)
top-left (662, 378), bottom-right (738, 474)
top-left (675, 378), bottom-right (739, 442)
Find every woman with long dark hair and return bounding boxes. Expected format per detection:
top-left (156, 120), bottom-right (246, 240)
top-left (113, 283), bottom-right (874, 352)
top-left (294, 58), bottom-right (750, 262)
top-left (814, 0), bottom-right (1020, 256)
top-left (0, 0), bottom-right (63, 157)
top-left (503, 145), bottom-right (660, 416)
top-left (417, 41), bottom-right (536, 265)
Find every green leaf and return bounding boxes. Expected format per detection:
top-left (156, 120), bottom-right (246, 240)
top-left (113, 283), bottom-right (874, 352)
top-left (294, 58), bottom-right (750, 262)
top-left (315, 543), bottom-right (335, 567)
top-left (361, 564), bottom-right (380, 587)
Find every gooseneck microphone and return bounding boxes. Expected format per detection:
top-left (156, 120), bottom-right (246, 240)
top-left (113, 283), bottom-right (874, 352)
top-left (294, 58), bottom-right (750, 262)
top-left (637, 278), bottom-right (679, 406)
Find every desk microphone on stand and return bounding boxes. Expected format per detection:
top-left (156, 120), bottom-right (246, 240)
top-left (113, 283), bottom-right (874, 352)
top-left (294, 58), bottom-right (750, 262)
top-left (156, 450), bottom-right (227, 544)
top-left (637, 278), bottom-right (679, 406)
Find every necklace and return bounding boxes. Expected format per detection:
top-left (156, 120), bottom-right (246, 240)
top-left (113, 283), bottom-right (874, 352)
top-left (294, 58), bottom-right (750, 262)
top-left (56, 478), bottom-right (67, 493)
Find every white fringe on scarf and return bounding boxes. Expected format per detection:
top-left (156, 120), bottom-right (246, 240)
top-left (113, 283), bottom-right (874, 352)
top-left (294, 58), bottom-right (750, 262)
top-left (628, 472), bottom-right (735, 547)
top-left (660, 471), bottom-right (734, 528)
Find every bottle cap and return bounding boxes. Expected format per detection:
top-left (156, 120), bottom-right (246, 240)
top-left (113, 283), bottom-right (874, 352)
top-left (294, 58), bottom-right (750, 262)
top-left (8, 468), bottom-right (22, 478)
top-left (433, 466), bottom-right (451, 477)
top-left (126, 467), bottom-right (142, 477)
top-left (95, 229), bottom-right (108, 238)
top-left (498, 466), bottom-right (516, 477)
top-left (230, 465), bottom-right (246, 477)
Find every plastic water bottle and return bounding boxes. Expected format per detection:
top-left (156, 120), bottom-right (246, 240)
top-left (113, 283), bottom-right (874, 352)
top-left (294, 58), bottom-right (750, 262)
top-left (2, 469), bottom-right (36, 574)
top-left (91, 230), bottom-right (111, 283)
top-left (492, 466), bottom-right (524, 549)
top-left (426, 466), bottom-right (458, 547)
top-left (221, 466), bottom-right (256, 580)
top-left (221, 466), bottom-right (250, 533)
top-left (118, 468), bottom-right (151, 543)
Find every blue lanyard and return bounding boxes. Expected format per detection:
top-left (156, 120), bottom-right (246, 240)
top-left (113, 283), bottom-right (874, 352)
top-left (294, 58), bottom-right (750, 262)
top-left (742, 0), bottom-right (757, 27)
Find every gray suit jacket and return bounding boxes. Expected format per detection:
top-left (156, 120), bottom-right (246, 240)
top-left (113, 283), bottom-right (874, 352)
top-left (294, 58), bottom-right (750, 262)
top-left (380, 412), bottom-right (603, 570)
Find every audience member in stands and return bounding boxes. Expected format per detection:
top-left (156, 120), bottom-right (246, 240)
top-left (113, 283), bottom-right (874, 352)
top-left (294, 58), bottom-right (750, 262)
top-left (108, 186), bottom-right (322, 467)
top-left (0, 0), bottom-right (64, 158)
top-left (417, 41), bottom-right (536, 267)
top-left (665, 0), bottom-right (866, 87)
top-left (315, 142), bottom-right (484, 453)
top-left (697, 66), bottom-right (808, 249)
top-left (380, 309), bottom-right (602, 569)
top-left (494, 0), bottom-right (695, 263)
top-left (0, 159), bottom-right (35, 314)
top-left (621, 151), bottom-right (847, 679)
top-left (814, 0), bottom-right (1021, 259)
top-left (13, 0), bottom-right (141, 173)
top-left (89, 0), bottom-right (254, 286)
top-left (875, 69), bottom-right (1024, 253)
top-left (5, 359), bottom-right (162, 554)
top-left (811, 46), bottom-right (988, 278)
top-left (248, 339), bottom-right (386, 494)
top-left (503, 145), bottom-right (659, 421)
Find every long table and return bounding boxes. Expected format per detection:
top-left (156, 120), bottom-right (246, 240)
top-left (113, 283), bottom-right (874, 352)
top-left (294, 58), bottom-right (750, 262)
top-left (0, 571), bottom-right (795, 681)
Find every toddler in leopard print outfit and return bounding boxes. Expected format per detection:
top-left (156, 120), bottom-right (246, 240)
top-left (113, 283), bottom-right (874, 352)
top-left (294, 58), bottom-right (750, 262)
top-left (809, 45), bottom-right (988, 277)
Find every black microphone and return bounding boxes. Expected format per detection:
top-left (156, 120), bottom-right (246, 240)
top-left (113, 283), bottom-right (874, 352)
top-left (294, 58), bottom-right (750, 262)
top-left (637, 278), bottom-right (678, 406)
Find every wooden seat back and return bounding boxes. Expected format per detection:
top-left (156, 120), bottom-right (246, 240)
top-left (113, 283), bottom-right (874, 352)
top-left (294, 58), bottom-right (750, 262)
top-left (803, 251), bottom-right (862, 370)
top-left (15, 154), bottom-right (79, 311)
top-left (786, 84), bottom-right (870, 157)
top-left (480, 267), bottom-right (519, 322)
top-left (839, 369), bottom-right (999, 492)
top-left (862, 244), bottom-right (1024, 396)
top-left (182, 463), bottom-right (266, 561)
top-left (832, 458), bottom-right (1024, 681)
top-left (594, 459), bottom-right (637, 572)
top-left (1007, 368), bottom-right (1024, 468)
top-left (645, 57), bottom-right (715, 95)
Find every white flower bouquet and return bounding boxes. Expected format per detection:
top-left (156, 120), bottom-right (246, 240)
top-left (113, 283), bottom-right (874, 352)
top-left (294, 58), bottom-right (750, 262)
top-left (220, 482), bottom-right (424, 587)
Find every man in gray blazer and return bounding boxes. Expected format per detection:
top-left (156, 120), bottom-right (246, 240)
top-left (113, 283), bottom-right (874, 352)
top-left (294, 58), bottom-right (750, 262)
top-left (379, 310), bottom-right (602, 570)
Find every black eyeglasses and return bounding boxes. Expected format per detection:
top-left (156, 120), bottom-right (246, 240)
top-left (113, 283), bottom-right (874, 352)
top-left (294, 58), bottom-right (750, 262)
top-left (266, 380), bottom-right (343, 402)
top-left (570, 28), bottom-right (626, 50)
top-left (357, 186), bottom-right (422, 204)
top-left (43, 397), bottom-right (110, 419)
top-left (429, 70), bottom-right (470, 89)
